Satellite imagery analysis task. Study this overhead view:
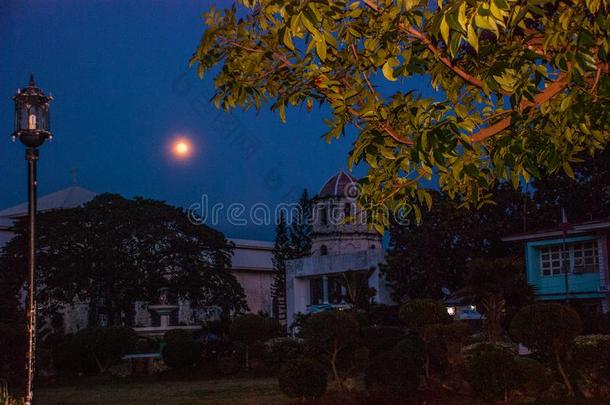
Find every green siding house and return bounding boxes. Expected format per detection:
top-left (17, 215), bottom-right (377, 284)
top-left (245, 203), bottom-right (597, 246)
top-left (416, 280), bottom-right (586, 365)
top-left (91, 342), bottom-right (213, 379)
top-left (504, 221), bottom-right (610, 312)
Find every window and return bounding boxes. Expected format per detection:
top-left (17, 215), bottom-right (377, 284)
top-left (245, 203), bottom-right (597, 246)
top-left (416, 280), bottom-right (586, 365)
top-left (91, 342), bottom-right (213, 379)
top-left (310, 278), bottom-right (324, 305)
top-left (572, 241), bottom-right (599, 273)
top-left (320, 245), bottom-right (328, 256)
top-left (320, 206), bottom-right (328, 226)
top-left (328, 276), bottom-right (344, 304)
top-left (539, 240), bottom-right (598, 276)
top-left (370, 244), bottom-right (376, 249)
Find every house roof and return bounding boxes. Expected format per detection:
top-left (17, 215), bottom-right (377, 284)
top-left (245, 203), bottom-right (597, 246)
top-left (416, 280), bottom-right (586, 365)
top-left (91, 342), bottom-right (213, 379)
top-left (0, 186), bottom-right (97, 218)
top-left (318, 171), bottom-right (358, 198)
top-left (502, 219), bottom-right (610, 242)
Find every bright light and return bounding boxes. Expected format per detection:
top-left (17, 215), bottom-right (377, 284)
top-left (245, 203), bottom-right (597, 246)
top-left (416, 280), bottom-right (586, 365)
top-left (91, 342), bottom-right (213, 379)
top-left (170, 138), bottom-right (193, 159)
top-left (447, 307), bottom-right (456, 316)
top-left (175, 142), bottom-right (188, 155)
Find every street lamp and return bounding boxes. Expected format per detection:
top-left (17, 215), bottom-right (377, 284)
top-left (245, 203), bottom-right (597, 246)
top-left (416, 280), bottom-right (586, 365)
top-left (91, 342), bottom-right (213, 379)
top-left (11, 74), bottom-right (52, 405)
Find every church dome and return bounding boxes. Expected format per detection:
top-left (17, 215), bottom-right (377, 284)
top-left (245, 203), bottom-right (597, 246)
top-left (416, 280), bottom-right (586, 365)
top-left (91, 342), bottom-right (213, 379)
top-left (318, 171), bottom-right (358, 199)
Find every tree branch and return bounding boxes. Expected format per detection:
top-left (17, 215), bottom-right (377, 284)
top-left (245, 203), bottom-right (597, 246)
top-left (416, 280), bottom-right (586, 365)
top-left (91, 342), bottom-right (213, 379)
top-left (470, 74), bottom-right (568, 143)
top-left (347, 107), bottom-right (413, 145)
top-left (399, 25), bottom-right (491, 92)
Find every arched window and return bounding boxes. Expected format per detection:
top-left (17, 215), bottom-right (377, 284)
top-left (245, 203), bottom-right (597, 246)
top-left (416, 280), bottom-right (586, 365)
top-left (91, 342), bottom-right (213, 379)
top-left (370, 244), bottom-right (376, 249)
top-left (344, 203), bottom-right (351, 219)
top-left (320, 245), bottom-right (328, 256)
top-left (320, 206), bottom-right (328, 225)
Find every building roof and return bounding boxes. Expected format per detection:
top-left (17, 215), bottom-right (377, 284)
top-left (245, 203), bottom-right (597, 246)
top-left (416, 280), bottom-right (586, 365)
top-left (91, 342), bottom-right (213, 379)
top-left (318, 171), bottom-right (358, 198)
top-left (230, 238), bottom-right (274, 250)
top-left (229, 238), bottom-right (274, 272)
top-left (502, 219), bottom-right (610, 242)
top-left (0, 186), bottom-right (97, 218)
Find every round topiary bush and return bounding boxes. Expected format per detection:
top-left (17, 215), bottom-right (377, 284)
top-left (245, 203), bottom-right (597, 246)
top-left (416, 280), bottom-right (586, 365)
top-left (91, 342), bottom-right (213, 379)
top-left (365, 352), bottom-right (420, 396)
top-left (263, 337), bottom-right (304, 369)
top-left (398, 299), bottom-right (452, 331)
top-left (361, 326), bottom-right (404, 358)
top-left (466, 343), bottom-right (524, 402)
top-left (162, 340), bottom-right (204, 372)
top-left (278, 359), bottom-right (327, 400)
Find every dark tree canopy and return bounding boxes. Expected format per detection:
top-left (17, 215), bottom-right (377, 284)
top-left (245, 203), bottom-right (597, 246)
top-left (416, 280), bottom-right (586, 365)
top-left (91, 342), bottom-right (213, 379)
top-left (0, 194), bottom-right (247, 326)
top-left (382, 184), bottom-right (526, 300)
top-left (530, 147), bottom-right (610, 228)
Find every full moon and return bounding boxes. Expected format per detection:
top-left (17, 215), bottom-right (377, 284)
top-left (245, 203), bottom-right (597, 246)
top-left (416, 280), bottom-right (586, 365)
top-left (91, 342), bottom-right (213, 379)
top-left (175, 142), bottom-right (188, 154)
top-left (171, 139), bottom-right (192, 159)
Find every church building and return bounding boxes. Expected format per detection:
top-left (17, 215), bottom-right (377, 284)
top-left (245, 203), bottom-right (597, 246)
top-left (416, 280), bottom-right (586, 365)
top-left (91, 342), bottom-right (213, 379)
top-left (285, 171), bottom-right (393, 326)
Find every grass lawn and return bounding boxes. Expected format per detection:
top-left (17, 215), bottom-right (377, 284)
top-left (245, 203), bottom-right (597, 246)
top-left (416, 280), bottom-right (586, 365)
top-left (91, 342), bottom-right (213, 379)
top-left (36, 377), bottom-right (290, 405)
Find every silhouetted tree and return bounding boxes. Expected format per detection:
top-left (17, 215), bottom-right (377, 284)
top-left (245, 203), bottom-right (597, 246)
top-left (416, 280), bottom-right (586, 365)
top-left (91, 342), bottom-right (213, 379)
top-left (289, 189), bottom-right (312, 259)
top-left (271, 213), bottom-right (291, 324)
top-left (0, 194), bottom-right (247, 327)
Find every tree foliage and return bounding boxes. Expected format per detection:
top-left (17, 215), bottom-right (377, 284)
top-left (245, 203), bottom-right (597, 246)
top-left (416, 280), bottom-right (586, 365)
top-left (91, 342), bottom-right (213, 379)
top-left (530, 146), bottom-right (610, 228)
top-left (0, 194), bottom-right (247, 325)
top-left (464, 256), bottom-right (536, 341)
top-left (382, 184), bottom-right (527, 300)
top-left (192, 0), bottom-right (610, 225)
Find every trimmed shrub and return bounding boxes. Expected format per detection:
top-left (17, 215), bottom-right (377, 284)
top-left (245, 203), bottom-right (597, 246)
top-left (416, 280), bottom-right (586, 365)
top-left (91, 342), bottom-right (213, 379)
top-left (426, 321), bottom-right (471, 369)
top-left (263, 337), bottom-right (304, 369)
top-left (515, 356), bottom-right (552, 397)
top-left (466, 343), bottom-right (524, 402)
top-left (301, 310), bottom-right (361, 382)
top-left (361, 326), bottom-right (404, 358)
top-left (365, 352), bottom-right (420, 396)
top-left (162, 340), bottom-right (204, 372)
top-left (399, 300), bottom-right (457, 378)
top-left (230, 314), bottom-right (280, 368)
top-left (510, 303), bottom-right (581, 396)
top-left (398, 299), bottom-right (452, 331)
top-left (163, 329), bottom-right (193, 344)
top-left (278, 359), bottom-right (327, 399)
top-left (572, 335), bottom-right (610, 400)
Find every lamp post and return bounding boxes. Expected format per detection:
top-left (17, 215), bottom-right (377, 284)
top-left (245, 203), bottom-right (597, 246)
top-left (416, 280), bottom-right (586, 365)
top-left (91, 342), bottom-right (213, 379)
top-left (11, 75), bottom-right (52, 405)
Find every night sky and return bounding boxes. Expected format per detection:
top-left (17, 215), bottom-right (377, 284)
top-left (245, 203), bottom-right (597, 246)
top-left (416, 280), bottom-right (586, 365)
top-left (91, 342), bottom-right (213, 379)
top-left (0, 1), bottom-right (429, 240)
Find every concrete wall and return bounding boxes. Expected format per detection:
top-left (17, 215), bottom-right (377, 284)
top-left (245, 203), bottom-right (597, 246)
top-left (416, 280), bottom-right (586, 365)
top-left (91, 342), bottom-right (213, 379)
top-left (232, 269), bottom-right (274, 315)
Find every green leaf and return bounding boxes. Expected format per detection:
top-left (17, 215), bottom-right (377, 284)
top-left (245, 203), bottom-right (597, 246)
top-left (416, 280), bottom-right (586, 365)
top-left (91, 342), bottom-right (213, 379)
top-left (467, 24), bottom-right (479, 52)
top-left (382, 57), bottom-right (400, 81)
top-left (440, 16), bottom-right (450, 44)
top-left (282, 28), bottom-right (295, 51)
top-left (315, 38), bottom-right (327, 61)
top-left (458, 2), bottom-right (467, 30)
